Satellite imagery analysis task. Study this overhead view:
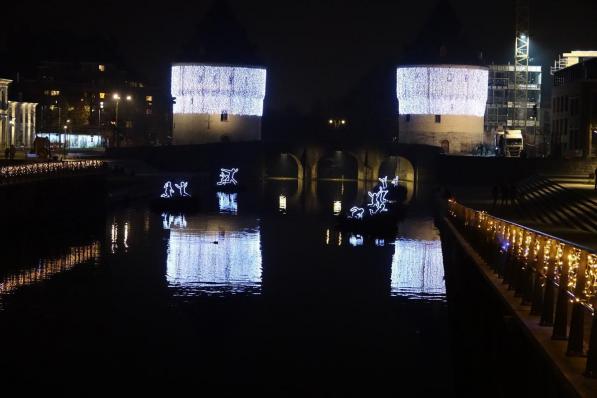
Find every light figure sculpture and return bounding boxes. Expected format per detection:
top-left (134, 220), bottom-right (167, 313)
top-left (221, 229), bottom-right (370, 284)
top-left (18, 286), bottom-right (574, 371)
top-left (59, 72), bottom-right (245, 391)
top-left (396, 66), bottom-right (488, 117)
top-left (367, 186), bottom-right (389, 215)
top-left (349, 206), bottom-right (365, 220)
top-left (391, 176), bottom-right (399, 187)
top-left (279, 195), bottom-right (287, 212)
top-left (217, 168), bottom-right (239, 186)
top-left (171, 64), bottom-right (267, 116)
top-left (161, 181), bottom-right (191, 198)
top-left (175, 181), bottom-right (191, 197)
top-left (161, 181), bottom-right (175, 198)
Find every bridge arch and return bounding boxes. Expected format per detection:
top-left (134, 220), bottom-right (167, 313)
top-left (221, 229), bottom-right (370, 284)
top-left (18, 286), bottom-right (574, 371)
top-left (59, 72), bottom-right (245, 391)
top-left (265, 151), bottom-right (304, 180)
top-left (313, 150), bottom-right (362, 181)
top-left (378, 155), bottom-right (415, 182)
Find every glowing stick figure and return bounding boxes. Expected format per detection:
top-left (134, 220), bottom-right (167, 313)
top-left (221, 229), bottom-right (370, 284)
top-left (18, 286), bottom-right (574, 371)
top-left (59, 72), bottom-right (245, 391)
top-left (391, 176), bottom-right (399, 187)
top-left (174, 181), bottom-right (191, 197)
top-left (367, 186), bottom-right (388, 215)
top-left (160, 181), bottom-right (175, 198)
top-left (217, 168), bottom-right (239, 186)
top-left (378, 176), bottom-right (388, 189)
top-left (349, 206), bottom-right (365, 219)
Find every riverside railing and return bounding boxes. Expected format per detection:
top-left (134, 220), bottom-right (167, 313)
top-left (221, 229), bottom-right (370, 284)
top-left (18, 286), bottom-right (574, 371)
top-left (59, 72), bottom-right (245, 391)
top-left (0, 160), bottom-right (105, 184)
top-left (447, 199), bottom-right (597, 378)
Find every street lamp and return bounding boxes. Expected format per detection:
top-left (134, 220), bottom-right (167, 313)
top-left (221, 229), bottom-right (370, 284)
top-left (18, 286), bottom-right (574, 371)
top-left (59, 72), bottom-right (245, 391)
top-left (328, 118), bottom-right (347, 128)
top-left (112, 93), bottom-right (132, 147)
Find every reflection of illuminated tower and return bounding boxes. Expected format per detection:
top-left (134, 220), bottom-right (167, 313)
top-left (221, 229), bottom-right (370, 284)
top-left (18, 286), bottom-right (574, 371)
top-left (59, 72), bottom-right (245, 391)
top-left (514, 0), bottom-right (530, 138)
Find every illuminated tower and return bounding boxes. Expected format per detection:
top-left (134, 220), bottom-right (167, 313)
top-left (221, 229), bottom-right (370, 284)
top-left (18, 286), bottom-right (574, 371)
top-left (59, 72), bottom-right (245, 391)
top-left (396, 65), bottom-right (489, 154)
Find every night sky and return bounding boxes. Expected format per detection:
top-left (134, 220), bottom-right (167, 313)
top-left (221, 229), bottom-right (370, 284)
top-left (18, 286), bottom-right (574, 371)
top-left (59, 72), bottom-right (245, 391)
top-left (3, 0), bottom-right (597, 111)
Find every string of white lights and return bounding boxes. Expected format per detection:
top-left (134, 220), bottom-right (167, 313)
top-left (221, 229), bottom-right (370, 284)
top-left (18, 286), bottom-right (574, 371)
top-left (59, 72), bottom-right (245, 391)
top-left (171, 65), bottom-right (267, 116)
top-left (396, 66), bottom-right (488, 117)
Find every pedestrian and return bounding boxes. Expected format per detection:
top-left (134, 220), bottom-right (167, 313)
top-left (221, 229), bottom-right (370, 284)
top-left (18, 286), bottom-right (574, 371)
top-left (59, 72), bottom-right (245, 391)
top-left (500, 183), bottom-right (509, 206)
top-left (4, 147), bottom-right (9, 159)
top-left (9, 145), bottom-right (16, 160)
top-left (510, 182), bottom-right (518, 206)
top-left (491, 184), bottom-right (499, 208)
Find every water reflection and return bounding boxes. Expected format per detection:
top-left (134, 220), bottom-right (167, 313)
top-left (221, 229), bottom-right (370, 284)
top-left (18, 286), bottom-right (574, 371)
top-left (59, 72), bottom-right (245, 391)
top-left (217, 192), bottom-right (238, 214)
top-left (165, 215), bottom-right (262, 296)
top-left (390, 239), bottom-right (445, 300)
top-left (0, 242), bottom-right (101, 296)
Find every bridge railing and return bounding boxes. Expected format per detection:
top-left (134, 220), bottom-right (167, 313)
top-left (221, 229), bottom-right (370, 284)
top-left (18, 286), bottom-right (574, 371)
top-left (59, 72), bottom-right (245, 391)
top-left (0, 160), bottom-right (106, 184)
top-left (447, 199), bottom-right (597, 377)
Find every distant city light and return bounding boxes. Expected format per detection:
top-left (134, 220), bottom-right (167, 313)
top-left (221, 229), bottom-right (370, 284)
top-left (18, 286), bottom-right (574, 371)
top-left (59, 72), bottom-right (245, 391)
top-left (171, 64), bottom-right (267, 116)
top-left (396, 65), bottom-right (488, 117)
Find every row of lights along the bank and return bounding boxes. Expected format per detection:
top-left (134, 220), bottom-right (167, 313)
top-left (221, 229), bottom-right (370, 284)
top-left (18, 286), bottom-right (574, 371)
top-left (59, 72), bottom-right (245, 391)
top-left (447, 199), bottom-right (597, 377)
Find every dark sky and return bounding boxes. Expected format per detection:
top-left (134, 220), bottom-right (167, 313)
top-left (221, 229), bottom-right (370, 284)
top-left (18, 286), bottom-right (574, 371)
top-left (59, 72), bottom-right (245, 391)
top-left (3, 0), bottom-right (597, 111)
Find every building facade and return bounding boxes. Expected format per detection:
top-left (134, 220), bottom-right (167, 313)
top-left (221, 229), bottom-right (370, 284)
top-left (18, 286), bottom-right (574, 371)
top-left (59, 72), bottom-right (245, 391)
top-left (171, 63), bottom-right (266, 145)
top-left (0, 79), bottom-right (10, 149)
top-left (484, 64), bottom-right (542, 150)
top-left (0, 78), bottom-right (37, 150)
top-left (8, 61), bottom-right (170, 149)
top-left (396, 65), bottom-right (488, 154)
top-left (551, 58), bottom-right (597, 158)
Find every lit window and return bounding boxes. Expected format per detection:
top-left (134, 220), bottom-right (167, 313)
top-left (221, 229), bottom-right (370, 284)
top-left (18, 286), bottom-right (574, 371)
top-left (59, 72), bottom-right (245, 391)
top-left (99, 92), bottom-right (105, 99)
top-left (435, 115), bottom-right (441, 123)
top-left (50, 90), bottom-right (60, 96)
top-left (125, 121), bottom-right (133, 128)
top-left (221, 111), bottom-right (228, 122)
top-left (44, 90), bottom-right (50, 96)
top-left (99, 64), bottom-right (105, 72)
top-left (145, 95), bottom-right (153, 102)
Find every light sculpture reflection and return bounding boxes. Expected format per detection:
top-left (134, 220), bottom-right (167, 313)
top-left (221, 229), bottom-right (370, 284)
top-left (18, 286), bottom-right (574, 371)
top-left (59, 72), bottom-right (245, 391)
top-left (390, 239), bottom-right (446, 300)
top-left (279, 195), bottom-right (287, 212)
top-left (217, 192), bottom-right (238, 214)
top-left (171, 64), bottom-right (267, 116)
top-left (349, 234), bottom-right (364, 247)
top-left (162, 213), bottom-right (187, 229)
top-left (217, 168), bottom-right (238, 186)
top-left (396, 66), bottom-right (488, 117)
top-left (166, 216), bottom-right (262, 296)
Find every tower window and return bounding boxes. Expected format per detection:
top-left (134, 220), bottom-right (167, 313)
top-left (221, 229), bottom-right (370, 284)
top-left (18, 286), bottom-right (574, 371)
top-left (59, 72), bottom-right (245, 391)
top-left (221, 111), bottom-right (228, 122)
top-left (435, 115), bottom-right (441, 123)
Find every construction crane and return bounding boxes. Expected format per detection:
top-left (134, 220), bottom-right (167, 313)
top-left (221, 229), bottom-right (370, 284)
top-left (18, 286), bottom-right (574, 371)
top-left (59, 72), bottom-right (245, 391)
top-left (514, 0), bottom-right (531, 149)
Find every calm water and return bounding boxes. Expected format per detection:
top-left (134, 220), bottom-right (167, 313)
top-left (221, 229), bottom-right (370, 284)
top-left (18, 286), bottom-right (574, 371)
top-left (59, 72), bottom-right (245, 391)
top-left (0, 180), bottom-right (456, 394)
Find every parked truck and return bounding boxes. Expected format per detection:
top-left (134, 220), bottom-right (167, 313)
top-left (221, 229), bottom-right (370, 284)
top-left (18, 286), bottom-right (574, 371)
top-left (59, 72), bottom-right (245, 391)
top-left (495, 129), bottom-right (524, 157)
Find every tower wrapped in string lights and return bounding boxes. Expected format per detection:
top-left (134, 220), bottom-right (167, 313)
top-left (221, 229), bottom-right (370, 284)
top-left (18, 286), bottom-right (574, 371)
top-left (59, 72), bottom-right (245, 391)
top-left (396, 64), bottom-right (488, 154)
top-left (171, 63), bottom-right (267, 145)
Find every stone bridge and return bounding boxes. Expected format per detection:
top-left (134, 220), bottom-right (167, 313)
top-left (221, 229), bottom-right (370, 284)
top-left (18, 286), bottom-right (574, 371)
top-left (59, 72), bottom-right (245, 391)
top-left (107, 141), bottom-right (441, 187)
